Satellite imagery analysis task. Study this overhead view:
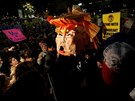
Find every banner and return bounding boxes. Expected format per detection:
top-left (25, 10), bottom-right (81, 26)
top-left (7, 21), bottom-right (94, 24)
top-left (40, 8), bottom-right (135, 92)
top-left (102, 12), bottom-right (120, 40)
top-left (2, 28), bottom-right (26, 42)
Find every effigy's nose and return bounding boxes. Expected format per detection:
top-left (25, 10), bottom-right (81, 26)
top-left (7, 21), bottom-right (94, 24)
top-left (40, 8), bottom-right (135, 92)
top-left (62, 36), bottom-right (66, 43)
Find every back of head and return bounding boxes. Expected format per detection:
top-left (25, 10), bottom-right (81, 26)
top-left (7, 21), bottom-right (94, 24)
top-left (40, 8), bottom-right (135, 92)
top-left (102, 42), bottom-right (135, 89)
top-left (6, 62), bottom-right (47, 96)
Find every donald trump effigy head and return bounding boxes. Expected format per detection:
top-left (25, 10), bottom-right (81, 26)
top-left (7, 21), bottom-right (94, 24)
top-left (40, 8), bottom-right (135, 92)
top-left (47, 5), bottom-right (100, 56)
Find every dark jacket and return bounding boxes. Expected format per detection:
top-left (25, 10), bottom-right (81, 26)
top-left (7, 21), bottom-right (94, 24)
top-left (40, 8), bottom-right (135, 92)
top-left (5, 62), bottom-right (48, 96)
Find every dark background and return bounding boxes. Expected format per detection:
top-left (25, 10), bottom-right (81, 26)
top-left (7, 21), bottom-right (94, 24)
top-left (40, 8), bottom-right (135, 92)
top-left (0, 0), bottom-right (134, 16)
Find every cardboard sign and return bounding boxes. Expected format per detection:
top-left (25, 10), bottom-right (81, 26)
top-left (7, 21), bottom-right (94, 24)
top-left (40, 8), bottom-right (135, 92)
top-left (102, 12), bottom-right (120, 40)
top-left (2, 28), bottom-right (26, 42)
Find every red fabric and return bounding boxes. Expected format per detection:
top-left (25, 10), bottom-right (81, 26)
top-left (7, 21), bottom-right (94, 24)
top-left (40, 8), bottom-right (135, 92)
top-left (102, 61), bottom-right (116, 86)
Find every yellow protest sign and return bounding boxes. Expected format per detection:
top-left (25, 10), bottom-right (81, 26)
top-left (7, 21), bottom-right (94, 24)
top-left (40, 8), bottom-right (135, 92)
top-left (102, 12), bottom-right (120, 40)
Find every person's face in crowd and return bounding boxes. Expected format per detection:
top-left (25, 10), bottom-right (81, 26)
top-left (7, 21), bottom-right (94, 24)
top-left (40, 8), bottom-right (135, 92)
top-left (85, 54), bottom-right (90, 60)
top-left (0, 57), bottom-right (3, 68)
top-left (10, 57), bottom-right (19, 67)
top-left (39, 43), bottom-right (48, 52)
top-left (55, 27), bottom-right (90, 56)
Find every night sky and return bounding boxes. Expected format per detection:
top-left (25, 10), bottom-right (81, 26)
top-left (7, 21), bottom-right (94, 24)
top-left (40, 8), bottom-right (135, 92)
top-left (0, 0), bottom-right (134, 16)
top-left (0, 0), bottom-right (71, 16)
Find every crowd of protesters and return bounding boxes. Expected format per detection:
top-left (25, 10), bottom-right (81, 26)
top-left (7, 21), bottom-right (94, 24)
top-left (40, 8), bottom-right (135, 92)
top-left (0, 16), bottom-right (57, 98)
top-left (0, 14), bottom-right (135, 101)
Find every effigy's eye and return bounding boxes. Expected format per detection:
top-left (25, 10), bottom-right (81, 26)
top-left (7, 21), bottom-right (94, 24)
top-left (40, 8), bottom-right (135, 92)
top-left (57, 34), bottom-right (63, 36)
top-left (67, 33), bottom-right (71, 36)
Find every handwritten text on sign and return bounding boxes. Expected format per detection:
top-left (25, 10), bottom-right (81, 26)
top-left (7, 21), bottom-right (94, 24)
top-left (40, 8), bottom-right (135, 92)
top-left (2, 29), bottom-right (26, 42)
